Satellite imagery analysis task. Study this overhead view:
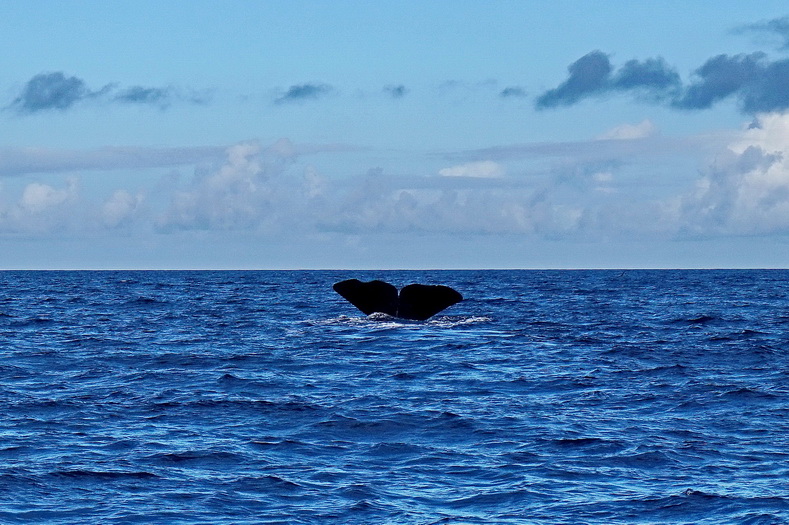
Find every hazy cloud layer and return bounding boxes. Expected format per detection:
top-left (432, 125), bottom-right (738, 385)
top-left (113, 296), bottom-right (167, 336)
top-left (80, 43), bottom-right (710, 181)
top-left (596, 119), bottom-right (657, 140)
top-left (8, 72), bottom-right (205, 113)
top-left (5, 116), bottom-right (789, 240)
top-left (455, 131), bottom-right (729, 165)
top-left (0, 145), bottom-right (227, 177)
top-left (438, 161), bottom-right (505, 178)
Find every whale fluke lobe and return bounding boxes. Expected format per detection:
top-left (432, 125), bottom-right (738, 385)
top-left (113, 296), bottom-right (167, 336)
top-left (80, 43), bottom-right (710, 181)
top-left (397, 283), bottom-right (463, 321)
top-left (332, 279), bottom-right (399, 317)
top-left (333, 279), bottom-right (462, 320)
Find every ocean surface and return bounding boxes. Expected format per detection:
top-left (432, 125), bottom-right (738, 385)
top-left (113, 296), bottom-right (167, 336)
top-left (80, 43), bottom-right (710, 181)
top-left (1, 270), bottom-right (788, 524)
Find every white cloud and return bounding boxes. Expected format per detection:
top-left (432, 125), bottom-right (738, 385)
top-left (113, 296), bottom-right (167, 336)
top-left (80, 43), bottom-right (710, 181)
top-left (20, 180), bottom-right (76, 213)
top-left (156, 140), bottom-right (321, 232)
top-left (674, 112), bottom-right (789, 234)
top-left (102, 190), bottom-right (143, 228)
top-left (303, 166), bottom-right (327, 199)
top-left (597, 119), bottom-right (657, 140)
top-left (0, 178), bottom-right (81, 233)
top-left (156, 142), bottom-right (265, 231)
top-left (730, 112), bottom-right (789, 155)
top-left (438, 160), bottom-right (505, 178)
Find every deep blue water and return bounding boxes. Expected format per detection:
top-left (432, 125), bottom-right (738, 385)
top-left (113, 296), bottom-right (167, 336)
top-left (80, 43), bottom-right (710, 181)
top-left (1, 270), bottom-right (788, 524)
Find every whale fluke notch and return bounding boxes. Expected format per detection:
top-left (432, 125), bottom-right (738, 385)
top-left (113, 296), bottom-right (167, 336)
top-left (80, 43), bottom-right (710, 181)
top-left (333, 279), bottom-right (462, 320)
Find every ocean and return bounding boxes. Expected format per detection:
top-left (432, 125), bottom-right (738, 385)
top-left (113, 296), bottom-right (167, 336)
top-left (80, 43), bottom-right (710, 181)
top-left (1, 270), bottom-right (788, 524)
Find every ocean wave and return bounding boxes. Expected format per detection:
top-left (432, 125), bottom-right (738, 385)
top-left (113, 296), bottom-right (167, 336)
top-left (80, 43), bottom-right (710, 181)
top-left (48, 470), bottom-right (158, 480)
top-left (310, 314), bottom-right (491, 328)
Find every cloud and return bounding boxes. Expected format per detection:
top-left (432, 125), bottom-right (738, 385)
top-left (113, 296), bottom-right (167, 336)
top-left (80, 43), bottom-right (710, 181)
top-left (321, 115), bottom-right (789, 240)
top-left (0, 140), bottom-right (361, 179)
top-left (113, 86), bottom-right (174, 108)
top-left (8, 72), bottom-right (206, 113)
top-left (102, 190), bottom-right (144, 228)
top-left (156, 142), bottom-right (266, 231)
top-left (536, 51), bottom-right (680, 109)
top-left (675, 53), bottom-right (789, 113)
top-left (455, 130), bottom-right (728, 165)
top-left (438, 160), bottom-right (505, 178)
top-left (10, 72), bottom-right (103, 113)
top-left (20, 180), bottom-right (76, 213)
top-left (612, 57), bottom-right (681, 95)
top-left (538, 48), bottom-right (789, 114)
top-left (0, 137), bottom-right (366, 234)
top-left (15, 122), bottom-right (789, 243)
top-left (673, 112), bottom-right (789, 235)
top-left (384, 84), bottom-right (408, 98)
top-left (0, 145), bottom-right (227, 177)
top-left (0, 178), bottom-right (81, 233)
top-left (673, 52), bottom-right (765, 110)
top-left (500, 86), bottom-right (527, 98)
top-left (0, 138), bottom-right (615, 239)
top-left (155, 139), bottom-right (338, 232)
top-left (597, 119), bottom-right (657, 140)
top-left (535, 51), bottom-right (613, 108)
top-left (145, 139), bottom-right (594, 237)
top-left (735, 15), bottom-right (789, 50)
top-left (274, 83), bottom-right (333, 104)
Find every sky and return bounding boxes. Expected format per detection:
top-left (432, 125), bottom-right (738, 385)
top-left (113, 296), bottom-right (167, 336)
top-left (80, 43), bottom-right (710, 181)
top-left (3, 1), bottom-right (789, 269)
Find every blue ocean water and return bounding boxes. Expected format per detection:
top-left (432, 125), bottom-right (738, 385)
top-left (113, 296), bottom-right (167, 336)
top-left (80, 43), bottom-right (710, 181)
top-left (1, 270), bottom-right (788, 524)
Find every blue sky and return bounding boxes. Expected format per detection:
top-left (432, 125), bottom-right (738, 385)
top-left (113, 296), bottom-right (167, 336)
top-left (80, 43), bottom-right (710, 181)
top-left (3, 1), bottom-right (789, 268)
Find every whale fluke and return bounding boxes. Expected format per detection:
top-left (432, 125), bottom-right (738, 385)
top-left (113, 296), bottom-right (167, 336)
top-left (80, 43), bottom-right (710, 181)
top-left (333, 279), bottom-right (462, 320)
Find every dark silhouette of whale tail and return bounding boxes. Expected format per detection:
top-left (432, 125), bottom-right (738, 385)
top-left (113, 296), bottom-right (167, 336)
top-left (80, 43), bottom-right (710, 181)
top-left (333, 279), bottom-right (462, 321)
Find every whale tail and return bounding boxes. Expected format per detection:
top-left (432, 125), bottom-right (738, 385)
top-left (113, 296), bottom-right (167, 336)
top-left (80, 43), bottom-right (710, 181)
top-left (333, 279), bottom-right (462, 321)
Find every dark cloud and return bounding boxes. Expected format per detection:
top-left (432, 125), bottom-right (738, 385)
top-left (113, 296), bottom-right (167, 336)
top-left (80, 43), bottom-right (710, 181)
top-left (114, 86), bottom-right (173, 107)
top-left (673, 53), bottom-right (765, 110)
top-left (536, 51), bottom-right (680, 109)
top-left (384, 84), bottom-right (407, 98)
top-left (673, 52), bottom-right (789, 113)
top-left (740, 58), bottom-right (789, 112)
top-left (539, 48), bottom-right (789, 114)
top-left (10, 72), bottom-right (94, 113)
top-left (500, 86), bottom-right (527, 98)
top-left (736, 15), bottom-right (789, 50)
top-left (612, 57), bottom-right (681, 94)
top-left (535, 51), bottom-right (612, 108)
top-left (275, 83), bottom-right (333, 104)
top-left (9, 72), bottom-right (206, 114)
